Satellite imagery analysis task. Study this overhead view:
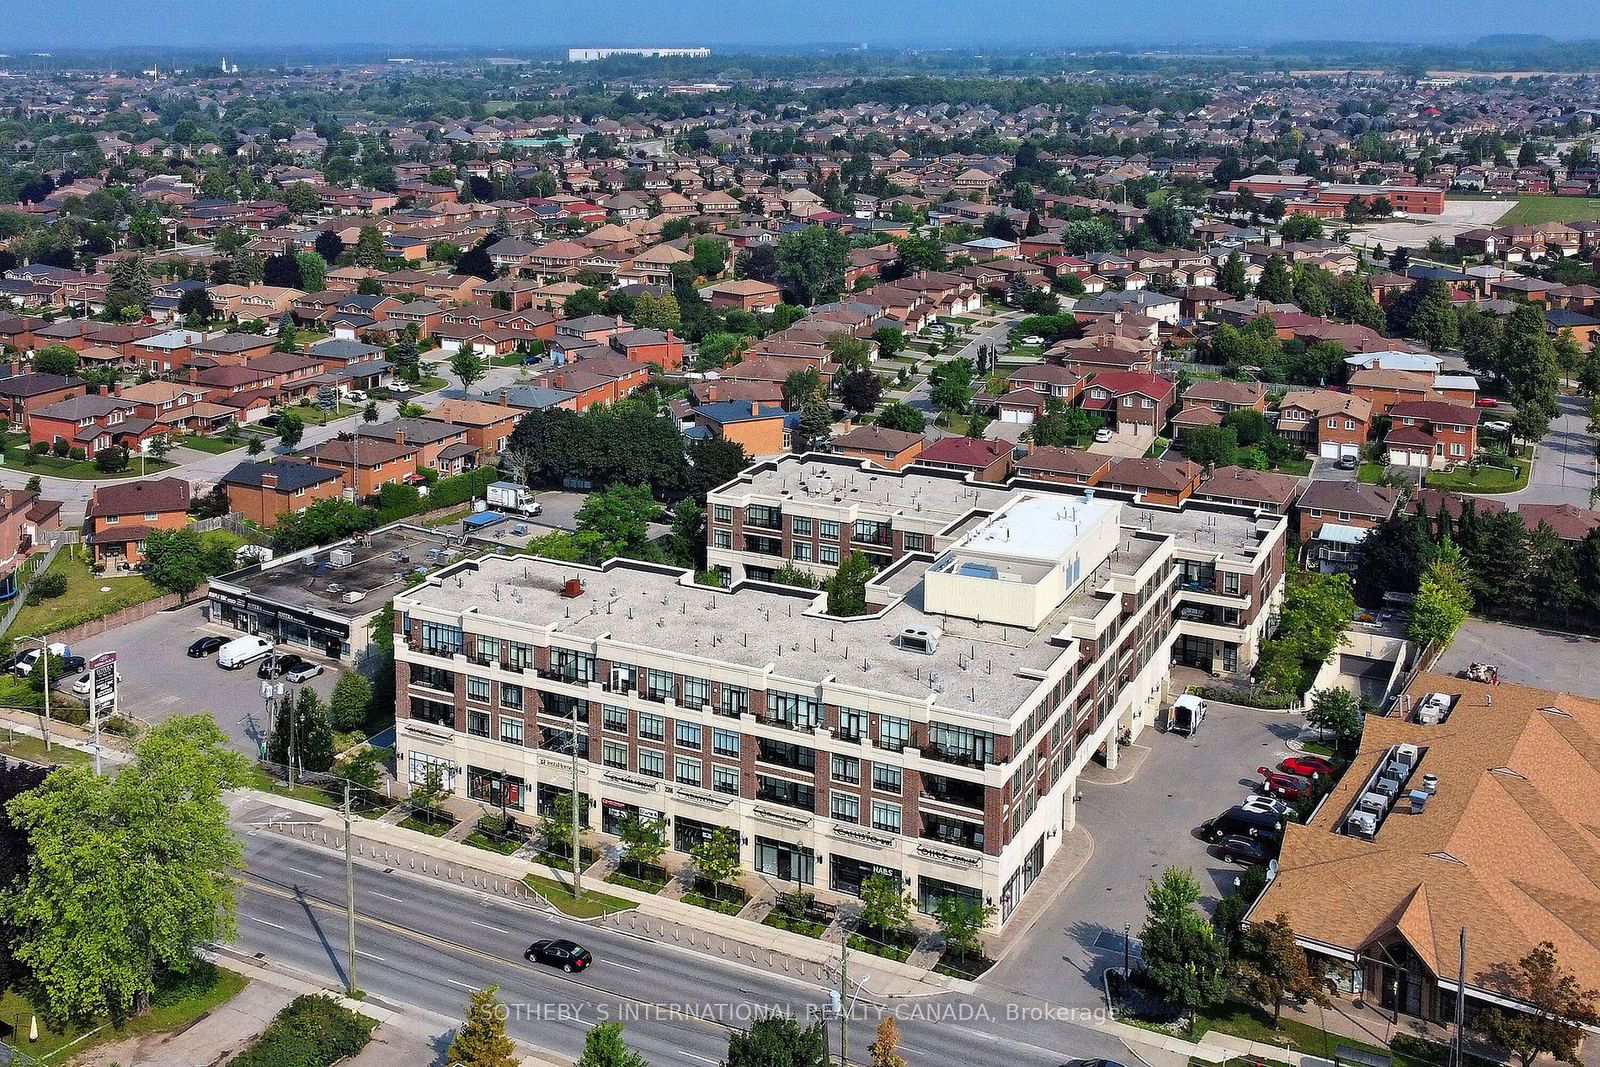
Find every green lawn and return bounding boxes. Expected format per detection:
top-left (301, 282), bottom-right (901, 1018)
top-left (1274, 456), bottom-right (1314, 476)
top-left (1358, 462), bottom-right (1388, 484)
top-left (399, 813), bottom-right (454, 837)
top-left (490, 353), bottom-right (532, 367)
top-left (1, 446), bottom-right (174, 480)
top-left (523, 873), bottom-right (635, 918)
top-left (7, 553), bottom-right (162, 640)
top-left (463, 830), bottom-right (524, 855)
top-left (1145, 436), bottom-right (1172, 459)
top-left (1424, 457), bottom-right (1530, 493)
top-left (174, 434), bottom-right (247, 455)
top-left (1496, 196), bottom-right (1600, 225)
top-left (0, 962), bottom-right (244, 1060)
top-left (414, 375), bottom-right (449, 393)
top-left (0, 733), bottom-right (92, 767)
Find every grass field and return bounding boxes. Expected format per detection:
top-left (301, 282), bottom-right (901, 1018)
top-left (524, 873), bottom-right (635, 918)
top-left (0, 446), bottom-right (174, 480)
top-left (174, 434), bottom-right (246, 455)
top-left (7, 553), bottom-right (161, 639)
top-left (1425, 456), bottom-right (1531, 493)
top-left (1496, 196), bottom-right (1600, 225)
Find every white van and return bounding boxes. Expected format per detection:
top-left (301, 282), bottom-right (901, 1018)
top-left (217, 635), bottom-right (273, 670)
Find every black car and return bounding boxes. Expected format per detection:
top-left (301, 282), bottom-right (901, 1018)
top-left (257, 653), bottom-right (306, 679)
top-left (1215, 834), bottom-right (1275, 866)
top-left (524, 938), bottom-right (592, 973)
top-left (1065, 1060), bottom-right (1129, 1067)
top-left (1200, 805), bottom-right (1284, 843)
top-left (188, 635), bottom-right (229, 658)
top-left (61, 655), bottom-right (85, 674)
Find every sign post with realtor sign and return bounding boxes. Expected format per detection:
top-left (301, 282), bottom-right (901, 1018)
top-left (87, 651), bottom-right (117, 775)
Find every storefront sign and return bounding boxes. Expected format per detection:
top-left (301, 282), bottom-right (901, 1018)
top-left (829, 824), bottom-right (895, 849)
top-left (915, 843), bottom-right (982, 868)
top-left (602, 770), bottom-right (661, 793)
top-left (753, 805), bottom-right (811, 828)
top-left (671, 786), bottom-right (733, 810)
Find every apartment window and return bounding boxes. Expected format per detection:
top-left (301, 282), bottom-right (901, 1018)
top-left (500, 718), bottom-right (524, 745)
top-left (475, 635), bottom-right (501, 666)
top-left (853, 519), bottom-right (891, 547)
top-left (500, 683), bottom-right (523, 711)
top-left (602, 705), bottom-right (629, 733)
top-left (713, 728), bottom-right (740, 757)
top-left (819, 519), bottom-right (840, 540)
top-left (747, 504), bottom-right (782, 530)
top-left (713, 504), bottom-right (732, 523)
top-left (675, 756), bottom-right (702, 786)
top-left (767, 690), bottom-right (821, 729)
top-left (638, 749), bottom-right (666, 778)
top-left (713, 530), bottom-right (732, 550)
top-left (904, 532), bottom-right (925, 552)
top-left (832, 793), bottom-right (860, 824)
top-left (712, 765), bottom-right (740, 795)
top-left (794, 542), bottom-right (812, 562)
top-left (639, 712), bottom-right (666, 742)
top-left (838, 707), bottom-right (867, 743)
top-left (467, 710), bottom-right (490, 738)
top-left (466, 676), bottom-right (491, 703)
top-left (1223, 571), bottom-right (1241, 597)
top-left (873, 765), bottom-right (903, 794)
top-left (756, 774), bottom-right (814, 811)
top-left (421, 621), bottom-right (463, 656)
top-left (719, 684), bottom-right (749, 718)
top-left (508, 642), bottom-right (533, 671)
top-left (551, 648), bottom-right (596, 683)
top-left (645, 669), bottom-right (673, 702)
top-left (878, 715), bottom-right (911, 753)
top-left (681, 676), bottom-right (710, 710)
top-left (831, 754), bottom-right (861, 785)
top-left (602, 740), bottom-right (628, 769)
top-left (676, 721), bottom-right (702, 749)
top-left (792, 516), bottom-right (812, 536)
top-left (871, 802), bottom-right (902, 834)
top-left (928, 722), bottom-right (995, 766)
top-left (819, 544), bottom-right (840, 565)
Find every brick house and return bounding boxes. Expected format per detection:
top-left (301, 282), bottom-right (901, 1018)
top-left (1102, 457), bottom-right (1204, 507)
top-left (305, 436), bottom-right (420, 498)
top-left (1193, 466), bottom-right (1303, 515)
top-left (706, 279), bottom-right (783, 312)
top-left (1384, 400), bottom-right (1480, 468)
top-left (912, 437), bottom-right (1013, 483)
top-left (1078, 371), bottom-right (1177, 433)
top-left (1013, 446), bottom-right (1111, 487)
top-left (691, 402), bottom-right (795, 457)
top-left (357, 418), bottom-right (477, 474)
top-left (86, 477), bottom-right (190, 569)
top-left (0, 373), bottom-right (85, 431)
top-left (1172, 378), bottom-right (1267, 433)
top-left (220, 458), bottom-right (346, 528)
top-left (28, 395), bottom-right (166, 458)
top-left (425, 398), bottom-right (523, 455)
top-left (1296, 481), bottom-right (1399, 569)
top-left (1276, 389), bottom-right (1370, 461)
top-left (830, 426), bottom-right (926, 470)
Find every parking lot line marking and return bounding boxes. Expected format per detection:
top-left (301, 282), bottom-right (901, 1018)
top-left (287, 866), bottom-right (323, 879)
top-left (470, 920), bottom-right (510, 934)
top-left (249, 916), bottom-right (286, 930)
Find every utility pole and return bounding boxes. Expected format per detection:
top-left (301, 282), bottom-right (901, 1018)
top-left (343, 779), bottom-right (358, 997)
top-left (570, 694), bottom-right (582, 899)
top-left (1450, 927), bottom-right (1467, 1067)
top-left (38, 641), bottom-right (51, 753)
top-left (837, 934), bottom-right (849, 1067)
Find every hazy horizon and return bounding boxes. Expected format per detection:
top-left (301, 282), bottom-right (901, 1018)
top-left (7, 0), bottom-right (1600, 51)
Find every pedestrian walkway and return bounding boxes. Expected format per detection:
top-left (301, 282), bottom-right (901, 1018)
top-left (74, 981), bottom-right (294, 1067)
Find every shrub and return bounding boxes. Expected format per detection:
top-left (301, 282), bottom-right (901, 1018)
top-left (94, 445), bottom-right (129, 472)
top-left (30, 441), bottom-right (49, 455)
top-left (69, 447), bottom-right (86, 461)
top-left (23, 571), bottom-right (66, 605)
top-left (1194, 684), bottom-right (1296, 709)
top-left (51, 440), bottom-right (68, 457)
top-left (231, 994), bottom-right (374, 1067)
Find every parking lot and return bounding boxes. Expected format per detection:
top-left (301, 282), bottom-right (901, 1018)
top-left (63, 603), bottom-right (341, 755)
top-left (1437, 617), bottom-right (1600, 698)
top-left (986, 699), bottom-right (1304, 1006)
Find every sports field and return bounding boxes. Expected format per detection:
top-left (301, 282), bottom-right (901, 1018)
top-left (1494, 196), bottom-right (1600, 225)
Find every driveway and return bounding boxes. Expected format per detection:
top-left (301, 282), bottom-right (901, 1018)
top-left (1506, 393), bottom-right (1596, 508)
top-left (1436, 617), bottom-right (1600, 698)
top-left (1088, 426), bottom-right (1151, 458)
top-left (987, 701), bottom-right (1304, 1007)
top-left (67, 603), bottom-right (341, 755)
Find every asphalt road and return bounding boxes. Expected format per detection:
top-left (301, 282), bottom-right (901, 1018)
top-left (233, 829), bottom-right (1130, 1067)
top-left (1508, 393), bottom-right (1597, 508)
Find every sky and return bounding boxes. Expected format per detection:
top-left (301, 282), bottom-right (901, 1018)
top-left (7, 1), bottom-right (1600, 51)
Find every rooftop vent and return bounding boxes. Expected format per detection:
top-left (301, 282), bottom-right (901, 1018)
top-left (560, 577), bottom-right (584, 599)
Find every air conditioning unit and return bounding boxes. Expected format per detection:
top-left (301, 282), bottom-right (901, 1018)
top-left (1375, 775), bottom-right (1402, 798)
top-left (329, 548), bottom-right (355, 568)
top-left (341, 590), bottom-right (366, 604)
top-left (1394, 743), bottom-right (1420, 767)
top-left (1358, 792), bottom-right (1388, 815)
top-left (1345, 811), bottom-right (1378, 837)
top-left (898, 626), bottom-right (941, 655)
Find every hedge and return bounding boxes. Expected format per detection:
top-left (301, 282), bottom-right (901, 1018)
top-left (372, 466), bottom-right (496, 525)
top-left (230, 994), bottom-right (374, 1067)
top-left (1194, 684), bottom-right (1298, 709)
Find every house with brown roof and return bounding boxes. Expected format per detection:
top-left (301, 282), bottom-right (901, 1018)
top-left (706, 279), bottom-right (783, 312)
top-left (1251, 672), bottom-right (1600, 1026)
top-left (830, 426), bottom-right (925, 471)
top-left (86, 477), bottom-right (190, 568)
top-left (1296, 480), bottom-right (1398, 570)
top-left (1012, 446), bottom-right (1110, 488)
top-left (912, 437), bottom-right (1013, 483)
top-left (1172, 378), bottom-right (1267, 433)
top-left (1101, 457), bottom-right (1203, 507)
top-left (1384, 400), bottom-right (1480, 469)
top-left (1193, 466), bottom-right (1302, 515)
top-left (426, 398), bottom-right (522, 454)
top-left (1518, 502), bottom-right (1600, 542)
top-left (1276, 388), bottom-right (1371, 461)
top-left (304, 436), bottom-right (420, 498)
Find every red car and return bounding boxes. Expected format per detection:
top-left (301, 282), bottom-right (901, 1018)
top-left (1280, 755), bottom-right (1336, 779)
top-left (1475, 397), bottom-right (1500, 408)
top-left (1257, 767), bottom-right (1313, 799)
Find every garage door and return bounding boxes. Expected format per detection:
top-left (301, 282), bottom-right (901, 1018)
top-left (1320, 442), bottom-right (1340, 459)
top-left (1340, 443), bottom-right (1359, 459)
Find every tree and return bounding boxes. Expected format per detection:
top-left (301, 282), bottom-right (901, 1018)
top-left (246, 436), bottom-right (264, 457)
top-left (690, 827), bottom-right (741, 902)
top-left (575, 483), bottom-right (663, 562)
top-left (723, 1015), bottom-right (828, 1067)
top-left (1279, 213), bottom-right (1325, 242)
top-left (868, 1017), bottom-right (907, 1067)
top-left (873, 326), bottom-right (906, 359)
top-left (263, 253), bottom-right (303, 290)
top-left (362, 400), bottom-right (379, 423)
top-left (390, 335), bottom-right (420, 382)
top-left (352, 225), bottom-right (387, 269)
top-left (874, 401), bottom-right (926, 434)
top-left (857, 872), bottom-right (913, 939)
top-left (929, 357), bottom-right (975, 414)
top-left (1060, 219), bottom-right (1117, 255)
top-left (776, 225), bottom-right (849, 306)
top-left (1501, 301), bottom-right (1560, 442)
top-left (314, 230), bottom-right (345, 265)
top-left (447, 984), bottom-right (519, 1067)
top-left (1140, 867), bottom-right (1230, 1027)
top-left (1409, 538), bottom-right (1473, 649)
top-left (1182, 425), bottom-right (1238, 467)
top-left (143, 528), bottom-right (209, 599)
top-left (576, 1022), bottom-right (649, 1067)
top-left (1306, 688), bottom-right (1364, 751)
top-left (277, 410), bottom-right (305, 448)
top-left (1478, 942), bottom-right (1600, 1067)
top-left (934, 894), bottom-right (993, 968)
top-left (827, 333), bottom-right (872, 374)
top-left (1255, 573), bottom-right (1357, 697)
top-left (31, 344), bottom-right (79, 377)
top-left (735, 244), bottom-right (781, 285)
top-left (1233, 913), bottom-right (1329, 1023)
top-left (839, 369), bottom-right (883, 415)
top-left (105, 255), bottom-right (151, 319)
top-left (1217, 252), bottom-right (1250, 298)
top-left (177, 287), bottom-right (216, 323)
top-left (295, 251), bottom-right (327, 294)
top-left (632, 291), bottom-right (681, 331)
top-left (894, 233), bottom-right (948, 273)
top-left (3, 716), bottom-right (247, 1022)
top-left (94, 444), bottom-right (129, 473)
top-left (783, 367), bottom-right (823, 409)
top-left (1401, 280), bottom-right (1459, 350)
top-left (618, 814), bottom-right (667, 872)
top-left (329, 670), bottom-right (373, 733)
top-left (451, 344), bottom-right (487, 395)
top-left (825, 551), bottom-right (876, 616)
top-left (1255, 254), bottom-right (1293, 304)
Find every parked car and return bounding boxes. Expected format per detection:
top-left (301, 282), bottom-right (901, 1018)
top-left (1093, 427), bottom-right (1113, 443)
top-left (1215, 834), bottom-right (1275, 866)
top-left (218, 635), bottom-right (273, 670)
top-left (11, 644), bottom-right (80, 678)
top-left (1475, 397), bottom-right (1500, 408)
top-left (70, 669), bottom-right (120, 696)
top-left (1240, 794), bottom-right (1293, 818)
top-left (1257, 766), bottom-right (1314, 800)
top-left (188, 635), bottom-right (229, 658)
top-left (1280, 755), bottom-right (1337, 779)
top-left (1336, 454), bottom-right (1359, 471)
top-left (285, 661), bottom-right (324, 684)
top-left (1200, 805), bottom-right (1284, 843)
top-left (524, 938), bottom-right (592, 972)
top-left (1482, 420), bottom-right (1511, 435)
top-left (258, 653), bottom-right (307, 679)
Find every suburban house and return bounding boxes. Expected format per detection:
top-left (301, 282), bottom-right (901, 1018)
top-left (304, 436), bottom-right (420, 498)
top-left (425, 398), bottom-right (522, 455)
top-left (27, 394), bottom-right (165, 458)
top-left (1102, 457), bottom-right (1204, 507)
top-left (1193, 466), bottom-right (1303, 515)
top-left (912, 437), bottom-right (1014, 483)
top-left (1276, 389), bottom-right (1371, 461)
top-left (1172, 378), bottom-right (1267, 433)
top-left (706, 279), bottom-right (783, 312)
top-left (1518, 503), bottom-right (1600, 542)
top-left (1013, 446), bottom-right (1111, 487)
top-left (85, 477), bottom-right (190, 569)
top-left (0, 373), bottom-right (85, 431)
top-left (1384, 400), bottom-right (1481, 469)
top-left (1078, 371), bottom-right (1177, 433)
top-left (690, 402), bottom-right (796, 457)
top-left (356, 418), bottom-right (478, 475)
top-left (829, 426), bottom-right (926, 470)
top-left (220, 458), bottom-right (347, 527)
top-left (1296, 480), bottom-right (1399, 571)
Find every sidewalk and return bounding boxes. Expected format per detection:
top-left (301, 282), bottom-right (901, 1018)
top-left (237, 788), bottom-right (961, 1000)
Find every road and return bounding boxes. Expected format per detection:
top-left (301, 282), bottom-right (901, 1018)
top-left (233, 826), bottom-right (1130, 1067)
top-left (1507, 393), bottom-right (1597, 508)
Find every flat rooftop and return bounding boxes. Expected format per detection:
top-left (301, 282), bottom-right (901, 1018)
top-left (402, 538), bottom-right (1153, 721)
top-left (217, 525), bottom-right (457, 619)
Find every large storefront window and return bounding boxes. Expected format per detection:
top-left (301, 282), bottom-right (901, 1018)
top-left (675, 815), bottom-right (719, 855)
top-left (601, 799), bottom-right (664, 836)
top-left (468, 767), bottom-right (525, 811)
top-left (917, 875), bottom-right (982, 916)
top-left (830, 855), bottom-right (899, 897)
top-left (408, 752), bottom-right (456, 790)
top-left (754, 837), bottom-right (814, 886)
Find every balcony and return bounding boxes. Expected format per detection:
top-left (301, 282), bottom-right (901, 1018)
top-left (919, 815), bottom-right (984, 853)
top-left (919, 743), bottom-right (988, 770)
top-left (744, 509), bottom-right (783, 531)
top-left (757, 739), bottom-right (817, 774)
top-left (743, 535), bottom-right (784, 557)
top-left (919, 772), bottom-right (986, 810)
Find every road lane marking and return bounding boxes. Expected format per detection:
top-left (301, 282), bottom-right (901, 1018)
top-left (286, 866), bottom-right (323, 879)
top-left (901, 1047), bottom-right (927, 1057)
top-left (372, 891), bottom-right (404, 903)
top-left (470, 920), bottom-right (510, 934)
top-left (446, 979), bottom-right (478, 990)
top-left (356, 950), bottom-right (386, 962)
top-left (607, 962), bottom-right (641, 973)
top-left (680, 1055), bottom-right (717, 1064)
top-left (249, 916), bottom-right (286, 930)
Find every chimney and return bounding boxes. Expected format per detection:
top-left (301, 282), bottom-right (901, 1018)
top-left (261, 472), bottom-right (278, 489)
top-left (499, 390), bottom-right (508, 405)
top-left (666, 328), bottom-right (675, 343)
top-left (394, 428), bottom-right (405, 444)
top-left (750, 401), bottom-right (760, 416)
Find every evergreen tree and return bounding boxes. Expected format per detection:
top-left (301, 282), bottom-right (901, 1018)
top-left (1217, 252), bottom-right (1249, 298)
top-left (447, 984), bottom-right (519, 1067)
top-left (1255, 254), bottom-right (1293, 304)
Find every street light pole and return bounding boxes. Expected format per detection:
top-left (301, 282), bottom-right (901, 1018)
top-left (570, 693), bottom-right (582, 899)
top-left (343, 779), bottom-right (357, 997)
top-left (37, 640), bottom-right (51, 753)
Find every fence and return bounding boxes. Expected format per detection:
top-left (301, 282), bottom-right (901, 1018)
top-left (0, 537), bottom-right (65, 639)
top-left (191, 513), bottom-right (273, 547)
